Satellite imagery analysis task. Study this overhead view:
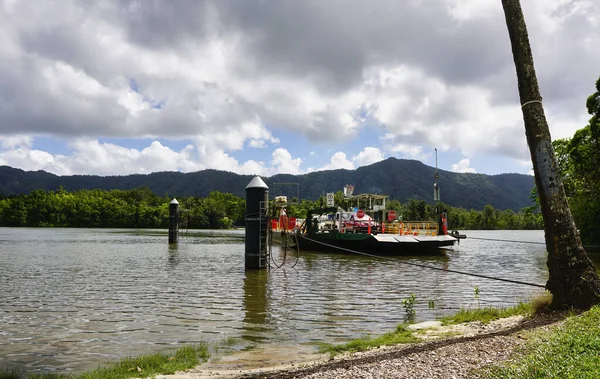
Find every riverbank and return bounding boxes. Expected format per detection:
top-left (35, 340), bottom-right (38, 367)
top-left (237, 312), bottom-right (566, 379)
top-left (158, 303), bottom-right (577, 379)
top-left (4, 303), bottom-right (600, 378)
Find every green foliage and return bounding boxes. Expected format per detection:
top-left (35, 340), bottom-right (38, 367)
top-left (483, 305), bottom-right (600, 378)
top-left (1, 344), bottom-right (209, 379)
top-left (0, 185), bottom-right (544, 230)
top-left (404, 199), bottom-right (427, 220)
top-left (78, 344), bottom-right (209, 379)
top-left (439, 302), bottom-right (533, 325)
top-left (549, 76), bottom-right (600, 245)
top-left (0, 372), bottom-right (69, 379)
top-left (445, 203), bottom-right (542, 230)
top-left (0, 369), bottom-right (22, 379)
top-left (402, 293), bottom-right (417, 322)
top-left (317, 324), bottom-right (418, 357)
top-left (0, 188), bottom-right (245, 229)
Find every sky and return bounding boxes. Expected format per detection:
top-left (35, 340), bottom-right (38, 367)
top-left (0, 0), bottom-right (598, 177)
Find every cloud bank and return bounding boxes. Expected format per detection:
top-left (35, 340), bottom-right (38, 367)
top-left (0, 0), bottom-right (598, 176)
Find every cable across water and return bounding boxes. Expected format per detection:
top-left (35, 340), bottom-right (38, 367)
top-left (301, 236), bottom-right (546, 289)
top-left (467, 236), bottom-right (600, 249)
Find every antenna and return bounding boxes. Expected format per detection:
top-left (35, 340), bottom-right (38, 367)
top-left (433, 148), bottom-right (440, 202)
top-left (434, 148), bottom-right (439, 180)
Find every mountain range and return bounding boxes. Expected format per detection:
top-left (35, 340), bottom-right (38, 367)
top-left (0, 158), bottom-right (535, 211)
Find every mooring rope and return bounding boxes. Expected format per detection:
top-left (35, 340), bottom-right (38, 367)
top-left (268, 207), bottom-right (301, 269)
top-left (301, 236), bottom-right (546, 288)
top-left (467, 236), bottom-right (546, 245)
top-left (467, 236), bottom-right (600, 249)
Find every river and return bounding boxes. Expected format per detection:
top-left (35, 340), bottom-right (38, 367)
top-left (0, 228), bottom-right (598, 374)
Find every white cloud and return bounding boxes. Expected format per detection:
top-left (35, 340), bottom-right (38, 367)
top-left (363, 65), bottom-right (529, 161)
top-left (0, 1), bottom-right (597, 177)
top-left (0, 139), bottom-right (261, 176)
top-left (447, 0), bottom-right (500, 21)
top-left (0, 146), bottom-right (70, 175)
top-left (0, 137), bottom-right (311, 176)
top-left (352, 147), bottom-right (384, 167)
top-left (385, 141), bottom-right (430, 162)
top-left (269, 148), bottom-right (303, 175)
top-left (451, 158), bottom-right (477, 173)
top-left (312, 152), bottom-right (355, 172)
top-left (0, 135), bottom-right (33, 149)
top-left (311, 147), bottom-right (384, 172)
top-left (330, 152), bottom-right (355, 170)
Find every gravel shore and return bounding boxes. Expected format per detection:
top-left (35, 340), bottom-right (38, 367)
top-left (158, 313), bottom-right (565, 379)
top-left (256, 334), bottom-right (526, 379)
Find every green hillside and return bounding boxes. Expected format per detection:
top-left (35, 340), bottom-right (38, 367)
top-left (0, 157), bottom-right (534, 211)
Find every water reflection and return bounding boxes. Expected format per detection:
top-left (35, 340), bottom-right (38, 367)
top-left (167, 244), bottom-right (180, 269)
top-left (242, 269), bottom-right (270, 343)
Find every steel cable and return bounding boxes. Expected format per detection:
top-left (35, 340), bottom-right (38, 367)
top-left (301, 236), bottom-right (546, 288)
top-left (467, 236), bottom-right (600, 249)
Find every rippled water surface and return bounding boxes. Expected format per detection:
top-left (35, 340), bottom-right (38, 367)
top-left (1, 228), bottom-right (597, 373)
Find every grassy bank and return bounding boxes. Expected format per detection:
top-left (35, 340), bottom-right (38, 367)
top-left (0, 343), bottom-right (210, 379)
top-left (482, 304), bottom-right (600, 378)
top-left (318, 293), bottom-right (552, 357)
top-left (439, 291), bottom-right (552, 325)
top-left (318, 324), bottom-right (419, 356)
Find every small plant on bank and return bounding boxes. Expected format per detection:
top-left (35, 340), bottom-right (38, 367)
top-left (317, 324), bottom-right (419, 357)
top-left (317, 293), bottom-right (556, 360)
top-left (78, 344), bottom-right (210, 379)
top-left (0, 369), bottom-right (24, 379)
top-left (0, 369), bottom-right (70, 379)
top-left (474, 286), bottom-right (480, 308)
top-left (440, 292), bottom-right (553, 325)
top-left (402, 293), bottom-right (417, 322)
top-left (211, 336), bottom-right (239, 356)
top-left (428, 300), bottom-right (435, 309)
top-left (530, 290), bottom-right (552, 313)
top-left (1, 344), bottom-right (210, 379)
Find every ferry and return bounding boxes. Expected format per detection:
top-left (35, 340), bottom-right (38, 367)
top-left (286, 189), bottom-right (466, 255)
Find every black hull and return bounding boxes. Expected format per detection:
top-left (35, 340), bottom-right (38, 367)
top-left (294, 234), bottom-right (456, 256)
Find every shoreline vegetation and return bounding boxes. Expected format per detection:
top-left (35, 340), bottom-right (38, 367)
top-left (0, 339), bottom-right (229, 379)
top-left (0, 187), bottom-right (543, 231)
top-left (316, 291), bottom-right (552, 358)
top-left (3, 293), bottom-right (599, 379)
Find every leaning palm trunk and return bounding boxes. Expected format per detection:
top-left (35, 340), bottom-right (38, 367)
top-left (501, 0), bottom-right (600, 308)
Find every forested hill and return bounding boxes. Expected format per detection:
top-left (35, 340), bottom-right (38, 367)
top-left (0, 157), bottom-right (535, 211)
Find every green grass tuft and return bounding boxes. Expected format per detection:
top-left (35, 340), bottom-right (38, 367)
top-left (317, 323), bottom-right (418, 357)
top-left (221, 336), bottom-right (237, 347)
top-left (439, 302), bottom-right (533, 325)
top-left (440, 292), bottom-right (553, 325)
top-left (0, 369), bottom-right (23, 379)
top-left (0, 370), bottom-right (70, 379)
top-left (482, 305), bottom-right (600, 378)
top-left (78, 344), bottom-right (209, 379)
top-left (2, 343), bottom-right (210, 379)
top-left (530, 290), bottom-right (553, 313)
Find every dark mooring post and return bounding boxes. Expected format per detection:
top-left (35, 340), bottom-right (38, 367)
top-left (168, 198), bottom-right (179, 244)
top-left (245, 176), bottom-right (269, 270)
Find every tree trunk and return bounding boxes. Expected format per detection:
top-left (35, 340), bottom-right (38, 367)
top-left (501, 0), bottom-right (600, 309)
